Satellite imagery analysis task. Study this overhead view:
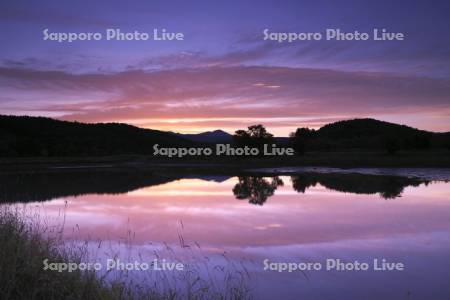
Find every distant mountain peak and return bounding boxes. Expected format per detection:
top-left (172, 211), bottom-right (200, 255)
top-left (176, 129), bottom-right (232, 143)
top-left (198, 129), bottom-right (231, 136)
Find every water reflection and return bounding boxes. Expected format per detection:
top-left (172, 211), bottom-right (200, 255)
top-left (1, 170), bottom-right (449, 299)
top-left (232, 176), bottom-right (284, 205)
top-left (0, 170), bottom-right (428, 204)
top-left (290, 173), bottom-right (425, 199)
top-left (0, 170), bottom-right (178, 203)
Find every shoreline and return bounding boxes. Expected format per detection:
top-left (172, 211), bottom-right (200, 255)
top-left (1, 151), bottom-right (450, 174)
top-left (0, 209), bottom-right (251, 299)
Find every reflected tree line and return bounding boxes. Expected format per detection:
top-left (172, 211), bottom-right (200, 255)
top-left (0, 170), bottom-right (180, 203)
top-left (232, 173), bottom-right (426, 205)
top-left (0, 170), bottom-right (427, 205)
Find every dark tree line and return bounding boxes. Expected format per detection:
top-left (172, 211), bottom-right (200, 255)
top-left (1, 116), bottom-right (449, 157)
top-left (288, 118), bottom-right (449, 155)
top-left (0, 169), bottom-right (428, 204)
top-left (231, 173), bottom-right (426, 205)
top-left (0, 115), bottom-right (193, 157)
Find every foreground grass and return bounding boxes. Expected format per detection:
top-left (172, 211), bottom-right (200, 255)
top-left (0, 210), bottom-right (251, 300)
top-left (0, 211), bottom-right (111, 299)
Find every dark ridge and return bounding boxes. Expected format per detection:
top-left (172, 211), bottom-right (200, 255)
top-left (1, 115), bottom-right (449, 157)
top-left (175, 129), bottom-right (232, 143)
top-left (317, 118), bottom-right (432, 138)
top-left (0, 115), bottom-right (195, 157)
top-left (290, 118), bottom-right (450, 152)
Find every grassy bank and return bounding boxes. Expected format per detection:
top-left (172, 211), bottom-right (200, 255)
top-left (0, 210), bottom-right (251, 300)
top-left (0, 210), bottom-right (116, 300)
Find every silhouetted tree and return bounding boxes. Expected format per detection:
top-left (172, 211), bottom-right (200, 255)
top-left (289, 127), bottom-right (315, 155)
top-left (233, 124), bottom-right (274, 152)
top-left (290, 175), bottom-right (318, 193)
top-left (233, 130), bottom-right (251, 145)
top-left (232, 176), bottom-right (283, 205)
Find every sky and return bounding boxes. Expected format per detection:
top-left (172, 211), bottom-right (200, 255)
top-left (0, 0), bottom-right (449, 136)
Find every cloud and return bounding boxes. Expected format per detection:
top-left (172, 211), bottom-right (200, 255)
top-left (0, 3), bottom-right (116, 28)
top-left (131, 43), bottom-right (277, 70)
top-left (1, 65), bottom-right (449, 133)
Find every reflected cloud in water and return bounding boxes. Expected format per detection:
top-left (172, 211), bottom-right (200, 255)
top-left (1, 170), bottom-right (449, 299)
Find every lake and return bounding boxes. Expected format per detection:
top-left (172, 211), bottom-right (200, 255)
top-left (2, 169), bottom-right (450, 299)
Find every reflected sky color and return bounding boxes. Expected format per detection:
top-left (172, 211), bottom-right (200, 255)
top-left (27, 177), bottom-right (450, 247)
top-left (7, 176), bottom-right (450, 299)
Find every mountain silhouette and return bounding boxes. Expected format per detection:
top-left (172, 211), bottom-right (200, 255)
top-left (175, 130), bottom-right (232, 143)
top-left (1, 115), bottom-right (449, 157)
top-left (318, 118), bottom-right (431, 138)
top-left (0, 115), bottom-right (195, 157)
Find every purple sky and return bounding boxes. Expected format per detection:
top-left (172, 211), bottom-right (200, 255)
top-left (0, 0), bottom-right (449, 135)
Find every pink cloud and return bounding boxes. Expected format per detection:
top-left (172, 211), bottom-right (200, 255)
top-left (1, 66), bottom-right (449, 134)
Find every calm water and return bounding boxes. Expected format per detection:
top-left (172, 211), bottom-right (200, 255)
top-left (2, 170), bottom-right (450, 299)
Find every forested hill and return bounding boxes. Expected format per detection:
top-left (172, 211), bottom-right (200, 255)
top-left (317, 118), bottom-right (432, 138)
top-left (0, 115), bottom-right (194, 157)
top-left (291, 118), bottom-right (450, 152)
